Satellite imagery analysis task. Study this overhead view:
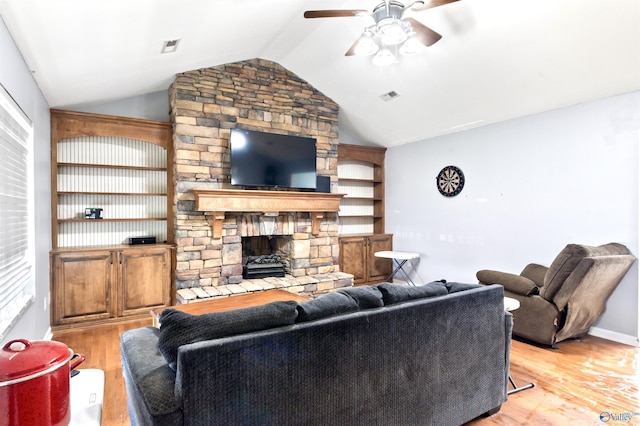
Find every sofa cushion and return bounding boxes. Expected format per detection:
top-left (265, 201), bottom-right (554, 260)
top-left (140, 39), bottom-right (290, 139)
top-left (120, 327), bottom-right (182, 424)
top-left (444, 281), bottom-right (483, 293)
top-left (157, 300), bottom-right (299, 370)
top-left (296, 291), bottom-right (359, 322)
top-left (376, 282), bottom-right (448, 305)
top-left (337, 285), bottom-right (384, 309)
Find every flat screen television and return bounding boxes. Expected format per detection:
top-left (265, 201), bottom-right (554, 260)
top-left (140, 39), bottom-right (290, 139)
top-left (230, 129), bottom-right (317, 190)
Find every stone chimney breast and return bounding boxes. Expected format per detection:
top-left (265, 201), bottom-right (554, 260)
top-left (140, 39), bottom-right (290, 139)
top-left (170, 59), bottom-right (351, 301)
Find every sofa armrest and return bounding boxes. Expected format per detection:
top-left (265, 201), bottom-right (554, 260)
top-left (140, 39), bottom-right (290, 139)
top-left (476, 270), bottom-right (539, 296)
top-left (120, 327), bottom-right (182, 425)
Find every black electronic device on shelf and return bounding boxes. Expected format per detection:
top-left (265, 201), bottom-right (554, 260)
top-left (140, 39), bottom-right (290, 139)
top-left (315, 175), bottom-right (331, 193)
top-left (128, 236), bottom-right (157, 245)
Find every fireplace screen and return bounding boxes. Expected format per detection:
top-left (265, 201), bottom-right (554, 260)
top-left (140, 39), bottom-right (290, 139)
top-left (242, 236), bottom-right (291, 278)
top-left (243, 255), bottom-right (286, 279)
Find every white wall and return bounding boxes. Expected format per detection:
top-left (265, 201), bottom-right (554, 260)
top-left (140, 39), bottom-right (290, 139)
top-left (65, 90), bottom-right (170, 122)
top-left (0, 17), bottom-right (52, 343)
top-left (386, 91), bottom-right (639, 344)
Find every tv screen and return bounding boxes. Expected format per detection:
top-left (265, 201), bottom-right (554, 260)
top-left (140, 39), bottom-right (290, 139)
top-left (230, 129), bottom-right (317, 190)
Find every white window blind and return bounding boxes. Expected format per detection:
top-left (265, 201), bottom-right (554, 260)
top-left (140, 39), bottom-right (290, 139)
top-left (0, 83), bottom-right (34, 340)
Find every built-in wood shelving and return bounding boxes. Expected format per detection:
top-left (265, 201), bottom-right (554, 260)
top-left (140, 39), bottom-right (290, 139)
top-left (337, 144), bottom-right (386, 236)
top-left (51, 109), bottom-right (174, 249)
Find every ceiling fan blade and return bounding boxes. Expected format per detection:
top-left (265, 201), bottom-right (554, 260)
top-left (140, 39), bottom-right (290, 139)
top-left (345, 39), bottom-right (360, 56)
top-left (405, 17), bottom-right (442, 46)
top-left (412, 0), bottom-right (459, 12)
top-left (304, 10), bottom-right (368, 19)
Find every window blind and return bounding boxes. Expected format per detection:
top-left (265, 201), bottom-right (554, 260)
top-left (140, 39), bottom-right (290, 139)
top-left (0, 83), bottom-right (34, 340)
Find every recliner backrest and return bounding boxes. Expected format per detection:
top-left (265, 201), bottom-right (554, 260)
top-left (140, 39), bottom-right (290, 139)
top-left (540, 243), bottom-right (630, 302)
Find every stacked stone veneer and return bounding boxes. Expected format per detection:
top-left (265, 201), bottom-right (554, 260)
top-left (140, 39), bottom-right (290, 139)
top-left (170, 58), bottom-right (352, 302)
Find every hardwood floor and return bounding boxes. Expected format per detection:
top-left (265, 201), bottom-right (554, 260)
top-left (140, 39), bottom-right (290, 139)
top-left (54, 322), bottom-right (639, 426)
top-left (467, 336), bottom-right (639, 425)
top-left (54, 319), bottom-right (151, 426)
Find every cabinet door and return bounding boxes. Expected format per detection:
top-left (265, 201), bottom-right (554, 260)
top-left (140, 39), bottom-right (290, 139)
top-left (339, 237), bottom-right (368, 284)
top-left (119, 247), bottom-right (171, 316)
top-left (367, 234), bottom-right (393, 283)
top-left (51, 251), bottom-right (113, 325)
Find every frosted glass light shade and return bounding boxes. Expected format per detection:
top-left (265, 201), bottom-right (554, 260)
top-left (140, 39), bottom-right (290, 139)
top-left (372, 48), bottom-right (396, 67)
top-left (399, 35), bottom-right (422, 55)
top-left (379, 19), bottom-right (408, 45)
top-left (354, 32), bottom-right (380, 56)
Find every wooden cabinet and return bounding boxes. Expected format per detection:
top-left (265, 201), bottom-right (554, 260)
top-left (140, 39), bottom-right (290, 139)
top-left (337, 144), bottom-right (386, 235)
top-left (51, 250), bottom-right (113, 325)
top-left (51, 245), bottom-right (172, 328)
top-left (338, 144), bottom-right (391, 284)
top-left (339, 234), bottom-right (392, 284)
top-left (119, 247), bottom-right (171, 317)
top-left (50, 110), bottom-right (174, 329)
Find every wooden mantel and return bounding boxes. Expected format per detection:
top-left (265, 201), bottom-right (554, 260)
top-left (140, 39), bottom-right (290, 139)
top-left (191, 189), bottom-right (345, 238)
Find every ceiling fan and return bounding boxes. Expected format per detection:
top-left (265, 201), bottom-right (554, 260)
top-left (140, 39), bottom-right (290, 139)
top-left (304, 0), bottom-right (459, 66)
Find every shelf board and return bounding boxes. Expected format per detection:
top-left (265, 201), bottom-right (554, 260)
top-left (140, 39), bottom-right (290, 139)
top-left (57, 192), bottom-right (167, 196)
top-left (342, 196), bottom-right (383, 201)
top-left (51, 243), bottom-right (173, 253)
top-left (58, 218), bottom-right (167, 223)
top-left (57, 162), bottom-right (166, 171)
top-left (338, 177), bottom-right (383, 184)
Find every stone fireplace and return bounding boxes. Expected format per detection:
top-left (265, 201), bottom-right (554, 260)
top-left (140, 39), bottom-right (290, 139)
top-left (170, 59), bottom-right (353, 303)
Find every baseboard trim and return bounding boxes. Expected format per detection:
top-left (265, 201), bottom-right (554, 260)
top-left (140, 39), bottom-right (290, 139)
top-left (589, 327), bottom-right (639, 347)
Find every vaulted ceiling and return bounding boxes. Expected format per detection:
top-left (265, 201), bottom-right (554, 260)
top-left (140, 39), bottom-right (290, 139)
top-left (1, 0), bottom-right (639, 147)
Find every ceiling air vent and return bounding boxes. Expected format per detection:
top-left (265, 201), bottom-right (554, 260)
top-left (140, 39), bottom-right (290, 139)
top-left (380, 91), bottom-right (400, 102)
top-left (161, 39), bottom-right (181, 54)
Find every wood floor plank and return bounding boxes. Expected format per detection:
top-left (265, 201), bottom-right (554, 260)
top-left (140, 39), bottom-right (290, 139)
top-left (466, 337), bottom-right (639, 425)
top-left (54, 318), bottom-right (151, 426)
top-left (54, 321), bottom-right (639, 426)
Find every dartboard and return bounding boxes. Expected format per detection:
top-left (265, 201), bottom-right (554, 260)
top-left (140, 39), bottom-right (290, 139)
top-left (436, 166), bottom-right (465, 197)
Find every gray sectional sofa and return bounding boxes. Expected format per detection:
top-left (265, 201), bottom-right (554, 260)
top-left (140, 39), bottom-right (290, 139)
top-left (121, 282), bottom-right (513, 426)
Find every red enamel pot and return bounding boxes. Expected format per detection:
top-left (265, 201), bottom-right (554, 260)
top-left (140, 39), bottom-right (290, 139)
top-left (0, 338), bottom-right (85, 426)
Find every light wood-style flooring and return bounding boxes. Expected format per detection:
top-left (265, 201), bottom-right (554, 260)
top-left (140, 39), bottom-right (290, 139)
top-left (54, 320), bottom-right (639, 426)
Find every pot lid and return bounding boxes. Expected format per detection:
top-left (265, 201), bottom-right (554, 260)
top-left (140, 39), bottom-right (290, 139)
top-left (0, 339), bottom-right (72, 383)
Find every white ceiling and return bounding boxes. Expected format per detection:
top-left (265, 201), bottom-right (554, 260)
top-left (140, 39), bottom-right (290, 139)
top-left (1, 0), bottom-right (639, 147)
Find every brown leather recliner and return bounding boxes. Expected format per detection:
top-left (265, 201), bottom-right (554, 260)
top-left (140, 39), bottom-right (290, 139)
top-left (477, 243), bottom-right (636, 347)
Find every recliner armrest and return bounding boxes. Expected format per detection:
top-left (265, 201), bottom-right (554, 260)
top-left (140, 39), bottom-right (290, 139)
top-left (476, 270), bottom-right (539, 296)
top-left (520, 263), bottom-right (548, 288)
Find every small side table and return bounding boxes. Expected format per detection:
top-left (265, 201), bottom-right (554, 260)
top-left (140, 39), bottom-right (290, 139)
top-left (375, 251), bottom-right (420, 285)
top-left (504, 296), bottom-right (520, 312)
top-left (504, 297), bottom-right (535, 395)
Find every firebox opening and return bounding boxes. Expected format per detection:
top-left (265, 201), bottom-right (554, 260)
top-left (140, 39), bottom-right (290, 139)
top-left (242, 236), bottom-right (292, 278)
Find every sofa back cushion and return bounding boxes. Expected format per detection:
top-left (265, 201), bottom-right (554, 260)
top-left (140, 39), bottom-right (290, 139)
top-left (540, 243), bottom-right (631, 301)
top-left (337, 285), bottom-right (384, 309)
top-left (376, 282), bottom-right (448, 305)
top-left (296, 292), bottom-right (358, 322)
top-left (158, 300), bottom-right (299, 370)
top-left (443, 281), bottom-right (482, 293)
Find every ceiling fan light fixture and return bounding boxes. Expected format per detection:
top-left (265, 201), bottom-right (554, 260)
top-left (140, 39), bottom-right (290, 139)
top-left (372, 47), bottom-right (396, 67)
top-left (399, 34), bottom-right (423, 55)
top-left (353, 30), bottom-right (380, 56)
top-left (304, 0), bottom-right (454, 66)
top-left (378, 18), bottom-right (408, 45)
